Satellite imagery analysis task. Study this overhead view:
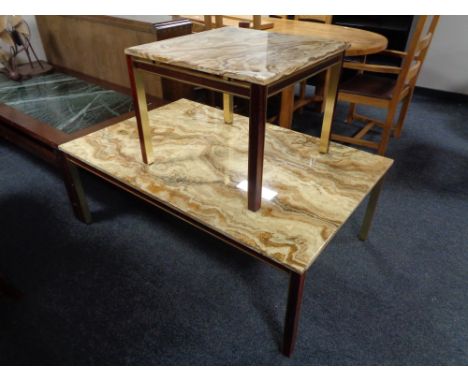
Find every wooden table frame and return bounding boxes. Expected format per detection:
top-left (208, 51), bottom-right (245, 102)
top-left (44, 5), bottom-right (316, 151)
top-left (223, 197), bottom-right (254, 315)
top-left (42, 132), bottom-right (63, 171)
top-left (126, 52), bottom-right (344, 212)
top-left (62, 150), bottom-right (385, 357)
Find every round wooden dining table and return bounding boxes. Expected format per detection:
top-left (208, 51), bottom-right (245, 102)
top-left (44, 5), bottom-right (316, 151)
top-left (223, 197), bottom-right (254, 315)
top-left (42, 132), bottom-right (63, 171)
top-left (183, 15), bottom-right (388, 57)
top-left (179, 15), bottom-right (389, 128)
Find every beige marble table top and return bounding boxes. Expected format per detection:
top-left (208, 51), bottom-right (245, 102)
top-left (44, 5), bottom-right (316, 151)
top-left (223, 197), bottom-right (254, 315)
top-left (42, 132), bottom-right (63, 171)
top-left (124, 27), bottom-right (347, 85)
top-left (60, 99), bottom-right (392, 273)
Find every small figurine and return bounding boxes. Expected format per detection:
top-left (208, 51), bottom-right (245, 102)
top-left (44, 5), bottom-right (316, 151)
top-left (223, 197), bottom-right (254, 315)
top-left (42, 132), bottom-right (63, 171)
top-left (0, 15), bottom-right (53, 81)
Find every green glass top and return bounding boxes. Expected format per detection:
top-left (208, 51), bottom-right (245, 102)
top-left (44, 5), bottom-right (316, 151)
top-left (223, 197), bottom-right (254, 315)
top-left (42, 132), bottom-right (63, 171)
top-left (0, 72), bottom-right (133, 134)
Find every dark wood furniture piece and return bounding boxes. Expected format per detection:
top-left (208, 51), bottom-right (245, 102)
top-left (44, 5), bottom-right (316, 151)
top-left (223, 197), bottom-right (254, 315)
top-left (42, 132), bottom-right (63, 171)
top-left (333, 16), bottom-right (415, 86)
top-left (333, 16), bottom-right (414, 53)
top-left (333, 16), bottom-right (440, 155)
top-left (59, 98), bottom-right (393, 357)
top-left (125, 27), bottom-right (346, 212)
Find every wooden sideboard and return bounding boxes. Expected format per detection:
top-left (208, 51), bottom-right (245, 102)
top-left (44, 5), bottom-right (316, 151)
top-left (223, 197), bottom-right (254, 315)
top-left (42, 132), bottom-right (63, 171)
top-left (36, 15), bottom-right (163, 98)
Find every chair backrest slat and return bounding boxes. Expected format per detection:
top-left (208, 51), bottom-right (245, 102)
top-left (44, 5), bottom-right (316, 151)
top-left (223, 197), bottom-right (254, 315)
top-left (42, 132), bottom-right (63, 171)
top-left (203, 15), bottom-right (272, 30)
top-left (406, 61), bottom-right (422, 85)
top-left (416, 32), bottom-right (433, 56)
top-left (394, 16), bottom-right (440, 94)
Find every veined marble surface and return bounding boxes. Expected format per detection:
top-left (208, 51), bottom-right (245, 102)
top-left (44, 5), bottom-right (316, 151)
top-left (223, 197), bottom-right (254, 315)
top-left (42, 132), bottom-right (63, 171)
top-left (125, 27), bottom-right (347, 85)
top-left (60, 99), bottom-right (392, 273)
top-left (0, 72), bottom-right (132, 134)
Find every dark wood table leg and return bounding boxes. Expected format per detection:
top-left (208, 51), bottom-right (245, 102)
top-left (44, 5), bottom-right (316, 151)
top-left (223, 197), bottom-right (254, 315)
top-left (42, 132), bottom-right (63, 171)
top-left (247, 84), bottom-right (267, 211)
top-left (60, 154), bottom-right (92, 224)
top-left (282, 271), bottom-right (306, 357)
top-left (358, 177), bottom-right (384, 241)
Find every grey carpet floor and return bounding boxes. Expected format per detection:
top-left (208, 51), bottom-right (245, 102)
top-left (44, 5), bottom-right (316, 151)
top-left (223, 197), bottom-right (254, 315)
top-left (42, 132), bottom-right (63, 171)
top-left (0, 88), bottom-right (467, 365)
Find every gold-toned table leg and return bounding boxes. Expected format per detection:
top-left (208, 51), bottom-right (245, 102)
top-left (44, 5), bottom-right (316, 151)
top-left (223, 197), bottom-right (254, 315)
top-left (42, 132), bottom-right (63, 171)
top-left (319, 61), bottom-right (342, 154)
top-left (126, 55), bottom-right (154, 165)
top-left (223, 93), bottom-right (234, 124)
top-left (60, 155), bottom-right (92, 224)
top-left (359, 178), bottom-right (384, 241)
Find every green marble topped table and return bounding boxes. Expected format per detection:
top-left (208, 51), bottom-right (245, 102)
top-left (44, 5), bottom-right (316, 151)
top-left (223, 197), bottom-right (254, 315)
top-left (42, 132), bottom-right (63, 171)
top-left (0, 71), bottom-right (141, 224)
top-left (0, 72), bottom-right (132, 135)
top-left (0, 72), bottom-right (134, 165)
top-left (59, 99), bottom-right (393, 356)
top-left (125, 27), bottom-right (347, 212)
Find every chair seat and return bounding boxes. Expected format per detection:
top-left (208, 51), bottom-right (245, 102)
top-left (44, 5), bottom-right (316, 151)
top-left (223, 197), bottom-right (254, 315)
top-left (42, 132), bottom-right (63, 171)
top-left (340, 74), bottom-right (396, 99)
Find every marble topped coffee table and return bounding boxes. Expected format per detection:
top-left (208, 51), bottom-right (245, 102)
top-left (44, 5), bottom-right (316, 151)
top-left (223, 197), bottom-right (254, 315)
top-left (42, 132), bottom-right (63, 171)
top-left (60, 99), bottom-right (393, 356)
top-left (125, 27), bottom-right (347, 212)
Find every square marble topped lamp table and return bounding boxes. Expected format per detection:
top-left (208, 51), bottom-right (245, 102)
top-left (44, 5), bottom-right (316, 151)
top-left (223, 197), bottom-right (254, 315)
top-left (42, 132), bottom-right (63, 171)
top-left (125, 27), bottom-right (347, 212)
top-left (59, 99), bottom-right (393, 356)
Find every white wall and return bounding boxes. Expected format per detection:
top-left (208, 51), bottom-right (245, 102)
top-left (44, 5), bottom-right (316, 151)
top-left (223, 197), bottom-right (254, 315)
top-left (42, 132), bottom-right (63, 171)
top-left (22, 15), bottom-right (46, 61)
top-left (417, 15), bottom-right (468, 95)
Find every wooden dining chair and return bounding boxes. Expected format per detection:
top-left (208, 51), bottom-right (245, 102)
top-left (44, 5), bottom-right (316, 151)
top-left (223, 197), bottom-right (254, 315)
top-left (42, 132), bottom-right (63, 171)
top-left (203, 15), bottom-right (273, 30)
top-left (333, 16), bottom-right (440, 155)
top-left (265, 15), bottom-right (334, 126)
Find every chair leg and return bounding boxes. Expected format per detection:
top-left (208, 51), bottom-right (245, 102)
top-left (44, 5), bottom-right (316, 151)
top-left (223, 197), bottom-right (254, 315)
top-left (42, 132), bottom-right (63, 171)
top-left (346, 103), bottom-right (357, 123)
top-left (298, 81), bottom-right (306, 113)
top-left (393, 90), bottom-right (414, 138)
top-left (279, 85), bottom-right (295, 129)
top-left (377, 105), bottom-right (397, 156)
